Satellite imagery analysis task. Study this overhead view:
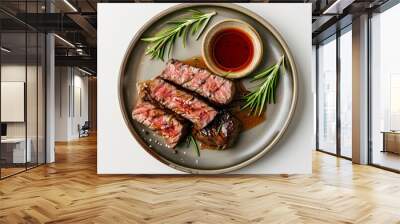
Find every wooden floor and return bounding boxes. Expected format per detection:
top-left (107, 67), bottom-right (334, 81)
top-left (1, 167), bottom-right (26, 178)
top-left (1, 135), bottom-right (400, 224)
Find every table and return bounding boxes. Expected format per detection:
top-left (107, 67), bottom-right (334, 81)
top-left (382, 131), bottom-right (400, 154)
top-left (1, 138), bottom-right (31, 163)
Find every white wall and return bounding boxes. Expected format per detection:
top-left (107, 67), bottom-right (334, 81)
top-left (55, 66), bottom-right (69, 141)
top-left (72, 73), bottom-right (89, 137)
top-left (1, 65), bottom-right (40, 138)
top-left (1, 82), bottom-right (25, 122)
top-left (1, 65), bottom-right (26, 137)
top-left (312, 45), bottom-right (316, 148)
top-left (54, 67), bottom-right (89, 141)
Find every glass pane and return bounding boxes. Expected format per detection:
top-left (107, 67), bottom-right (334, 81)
top-left (1, 31), bottom-right (27, 177)
top-left (371, 4), bottom-right (400, 171)
top-left (38, 33), bottom-right (45, 165)
top-left (318, 37), bottom-right (337, 154)
top-left (0, 1), bottom-right (46, 178)
top-left (27, 31), bottom-right (38, 169)
top-left (340, 29), bottom-right (352, 158)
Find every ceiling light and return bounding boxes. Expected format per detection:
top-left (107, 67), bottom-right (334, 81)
top-left (63, 0), bottom-right (78, 12)
top-left (323, 0), bottom-right (342, 14)
top-left (54, 34), bottom-right (75, 48)
top-left (78, 67), bottom-right (93, 76)
top-left (1, 47), bottom-right (11, 53)
top-left (76, 48), bottom-right (85, 55)
top-left (322, 0), bottom-right (355, 15)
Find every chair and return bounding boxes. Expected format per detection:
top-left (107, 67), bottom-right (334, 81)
top-left (79, 121), bottom-right (90, 138)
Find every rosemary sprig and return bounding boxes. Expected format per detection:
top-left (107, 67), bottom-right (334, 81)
top-left (241, 56), bottom-right (285, 116)
top-left (189, 135), bottom-right (200, 157)
top-left (217, 123), bottom-right (223, 133)
top-left (141, 10), bottom-right (216, 61)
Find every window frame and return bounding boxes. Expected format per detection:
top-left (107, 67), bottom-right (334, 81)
top-left (0, 0), bottom-right (48, 180)
top-left (367, 1), bottom-right (400, 173)
top-left (315, 24), bottom-right (353, 161)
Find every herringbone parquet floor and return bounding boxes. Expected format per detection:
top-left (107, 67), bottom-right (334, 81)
top-left (1, 134), bottom-right (400, 224)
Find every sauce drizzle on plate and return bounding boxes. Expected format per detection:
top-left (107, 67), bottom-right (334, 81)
top-left (182, 57), bottom-right (208, 69)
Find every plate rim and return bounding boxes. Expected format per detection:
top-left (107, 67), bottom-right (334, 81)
top-left (118, 3), bottom-right (298, 174)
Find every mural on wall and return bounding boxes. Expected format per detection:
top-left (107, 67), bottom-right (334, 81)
top-left (118, 3), bottom-right (298, 174)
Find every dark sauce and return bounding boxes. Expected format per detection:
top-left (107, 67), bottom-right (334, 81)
top-left (183, 56), bottom-right (265, 132)
top-left (233, 109), bottom-right (266, 131)
top-left (212, 28), bottom-right (254, 72)
top-left (231, 81), bottom-right (265, 131)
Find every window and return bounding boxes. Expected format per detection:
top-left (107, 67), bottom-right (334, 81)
top-left (389, 74), bottom-right (400, 130)
top-left (317, 36), bottom-right (337, 154)
top-left (370, 3), bottom-right (400, 171)
top-left (339, 28), bottom-right (352, 158)
top-left (316, 26), bottom-right (353, 159)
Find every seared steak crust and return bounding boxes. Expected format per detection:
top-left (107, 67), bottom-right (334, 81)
top-left (193, 111), bottom-right (241, 150)
top-left (142, 78), bottom-right (218, 129)
top-left (160, 59), bottom-right (236, 105)
top-left (132, 101), bottom-right (188, 148)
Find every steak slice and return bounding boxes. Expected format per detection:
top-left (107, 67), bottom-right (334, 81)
top-left (193, 111), bottom-right (241, 150)
top-left (160, 59), bottom-right (236, 105)
top-left (143, 78), bottom-right (218, 129)
top-left (132, 101), bottom-right (187, 148)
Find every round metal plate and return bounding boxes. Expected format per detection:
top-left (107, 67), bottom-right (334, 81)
top-left (119, 3), bottom-right (298, 174)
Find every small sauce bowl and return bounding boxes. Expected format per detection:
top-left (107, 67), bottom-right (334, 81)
top-left (202, 19), bottom-right (263, 79)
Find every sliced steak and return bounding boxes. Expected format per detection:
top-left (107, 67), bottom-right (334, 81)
top-left (193, 111), bottom-right (241, 150)
top-left (132, 101), bottom-right (187, 148)
top-left (160, 59), bottom-right (236, 105)
top-left (142, 78), bottom-right (218, 129)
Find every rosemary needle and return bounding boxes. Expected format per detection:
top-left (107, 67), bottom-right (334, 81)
top-left (189, 135), bottom-right (200, 157)
top-left (141, 10), bottom-right (216, 61)
top-left (241, 56), bottom-right (285, 116)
